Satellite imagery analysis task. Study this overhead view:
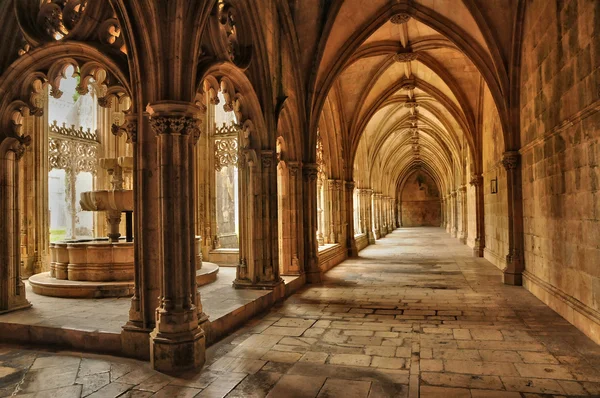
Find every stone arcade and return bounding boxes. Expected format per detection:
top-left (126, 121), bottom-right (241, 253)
top-left (0, 0), bottom-right (599, 396)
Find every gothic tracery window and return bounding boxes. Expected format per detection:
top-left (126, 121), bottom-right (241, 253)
top-left (48, 65), bottom-right (98, 242)
top-left (214, 92), bottom-right (240, 249)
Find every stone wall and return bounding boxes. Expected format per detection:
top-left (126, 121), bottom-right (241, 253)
top-left (519, 0), bottom-right (600, 342)
top-left (400, 171), bottom-right (441, 227)
top-left (482, 86), bottom-right (509, 270)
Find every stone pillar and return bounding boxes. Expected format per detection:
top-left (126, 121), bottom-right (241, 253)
top-left (451, 191), bottom-right (458, 237)
top-left (345, 181), bottom-right (358, 256)
top-left (20, 112), bottom-right (49, 277)
top-left (288, 162), bottom-right (301, 274)
top-left (234, 150), bottom-right (283, 290)
top-left (327, 179), bottom-right (337, 243)
top-left (144, 102), bottom-right (206, 373)
top-left (440, 197), bottom-right (445, 228)
top-left (458, 185), bottom-right (467, 244)
top-left (316, 178), bottom-right (325, 246)
top-left (361, 189), bottom-right (375, 244)
top-left (302, 164), bottom-right (321, 283)
top-left (0, 139), bottom-right (31, 314)
top-left (371, 192), bottom-right (379, 239)
top-left (470, 174), bottom-right (485, 257)
top-left (502, 151), bottom-right (524, 285)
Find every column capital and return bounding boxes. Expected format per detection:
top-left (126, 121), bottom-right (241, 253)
top-left (112, 113), bottom-right (138, 143)
top-left (502, 151), bottom-right (520, 170)
top-left (302, 163), bottom-right (319, 181)
top-left (469, 174), bottom-right (483, 187)
top-left (345, 180), bottom-right (355, 190)
top-left (458, 185), bottom-right (467, 193)
top-left (147, 101), bottom-right (202, 141)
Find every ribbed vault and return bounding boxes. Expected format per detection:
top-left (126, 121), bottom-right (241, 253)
top-left (316, 6), bottom-right (505, 209)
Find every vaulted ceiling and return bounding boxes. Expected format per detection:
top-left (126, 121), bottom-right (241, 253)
top-left (312, 0), bottom-right (514, 198)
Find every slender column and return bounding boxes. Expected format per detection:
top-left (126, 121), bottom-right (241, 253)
top-left (470, 174), bottom-right (485, 257)
top-left (364, 189), bottom-right (375, 243)
top-left (327, 179), bottom-right (336, 243)
top-left (288, 162), bottom-right (301, 273)
top-left (144, 102), bottom-right (205, 373)
top-left (450, 191), bottom-right (457, 237)
top-left (502, 151), bottom-right (524, 285)
top-left (345, 181), bottom-right (358, 256)
top-left (440, 198), bottom-right (446, 228)
top-left (316, 178), bottom-right (324, 246)
top-left (302, 164), bottom-right (321, 282)
top-left (0, 139), bottom-right (31, 314)
top-left (458, 185), bottom-right (467, 244)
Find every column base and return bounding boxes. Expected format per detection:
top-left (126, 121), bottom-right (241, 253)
top-left (459, 235), bottom-right (467, 244)
top-left (348, 239), bottom-right (358, 257)
top-left (367, 232), bottom-right (376, 244)
top-left (502, 272), bottom-right (523, 286)
top-left (472, 246), bottom-right (484, 257)
top-left (305, 269), bottom-right (322, 284)
top-left (0, 301), bottom-right (31, 315)
top-left (373, 230), bottom-right (381, 240)
top-left (121, 323), bottom-right (152, 360)
top-left (150, 328), bottom-right (205, 374)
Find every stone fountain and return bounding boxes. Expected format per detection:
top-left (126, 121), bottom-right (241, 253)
top-left (29, 156), bottom-right (218, 298)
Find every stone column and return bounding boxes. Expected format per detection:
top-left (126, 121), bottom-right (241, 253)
top-left (20, 112), bottom-right (49, 277)
top-left (451, 191), bottom-right (458, 237)
top-left (458, 185), bottom-right (467, 244)
top-left (345, 181), bottom-right (358, 256)
top-left (364, 189), bottom-right (375, 243)
top-left (302, 164), bottom-right (321, 283)
top-left (440, 197), bottom-right (445, 228)
top-left (502, 151), bottom-right (524, 285)
top-left (316, 178), bottom-right (325, 246)
top-left (470, 174), bottom-right (485, 257)
top-left (371, 192), bottom-right (379, 239)
top-left (145, 102), bottom-right (206, 373)
top-left (0, 139), bottom-right (31, 314)
top-left (327, 179), bottom-right (336, 243)
top-left (288, 162), bottom-right (301, 274)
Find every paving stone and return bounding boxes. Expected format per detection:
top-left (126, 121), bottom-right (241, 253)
top-left (266, 374), bottom-right (326, 398)
top-left (330, 354), bottom-right (372, 367)
top-left (420, 385), bottom-right (471, 397)
top-left (444, 360), bottom-right (519, 376)
top-left (317, 378), bottom-right (371, 398)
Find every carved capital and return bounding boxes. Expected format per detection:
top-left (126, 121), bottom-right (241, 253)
top-left (111, 117), bottom-right (137, 144)
top-left (288, 161), bottom-right (300, 177)
top-left (345, 181), bottom-right (355, 191)
top-left (261, 150), bottom-right (274, 169)
top-left (302, 163), bottom-right (319, 182)
top-left (502, 151), bottom-right (520, 171)
top-left (149, 115), bottom-right (201, 142)
top-left (469, 174), bottom-right (483, 187)
top-left (390, 13), bottom-right (411, 24)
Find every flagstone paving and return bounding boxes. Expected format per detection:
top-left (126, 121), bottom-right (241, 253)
top-left (1, 227), bottom-right (599, 397)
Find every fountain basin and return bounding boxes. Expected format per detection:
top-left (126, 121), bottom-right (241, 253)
top-left (50, 239), bottom-right (134, 282)
top-left (80, 190), bottom-right (133, 212)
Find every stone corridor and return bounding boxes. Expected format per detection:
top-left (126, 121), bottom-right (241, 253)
top-left (1, 227), bottom-right (600, 398)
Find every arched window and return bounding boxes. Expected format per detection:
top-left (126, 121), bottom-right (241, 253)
top-left (213, 91), bottom-right (239, 249)
top-left (48, 65), bottom-right (98, 242)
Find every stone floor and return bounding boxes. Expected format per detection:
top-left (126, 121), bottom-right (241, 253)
top-left (0, 267), bottom-right (285, 333)
top-left (1, 227), bottom-right (600, 397)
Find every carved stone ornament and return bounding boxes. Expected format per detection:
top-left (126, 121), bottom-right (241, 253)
top-left (214, 137), bottom-right (239, 171)
top-left (501, 151), bottom-right (520, 170)
top-left (390, 13), bottom-right (411, 24)
top-left (404, 100), bottom-right (419, 109)
top-left (111, 119), bottom-right (137, 144)
top-left (345, 181), bottom-right (355, 191)
top-left (302, 163), bottom-right (319, 182)
top-left (261, 151), bottom-right (274, 169)
top-left (469, 174), bottom-right (483, 186)
top-left (393, 52), bottom-right (418, 63)
top-left (149, 116), bottom-right (201, 141)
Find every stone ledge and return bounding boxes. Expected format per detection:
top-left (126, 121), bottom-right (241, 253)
top-left (483, 248), bottom-right (506, 271)
top-left (523, 270), bottom-right (600, 344)
top-left (29, 272), bottom-right (135, 298)
top-left (196, 262), bottom-right (219, 286)
top-left (318, 244), bottom-right (347, 272)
